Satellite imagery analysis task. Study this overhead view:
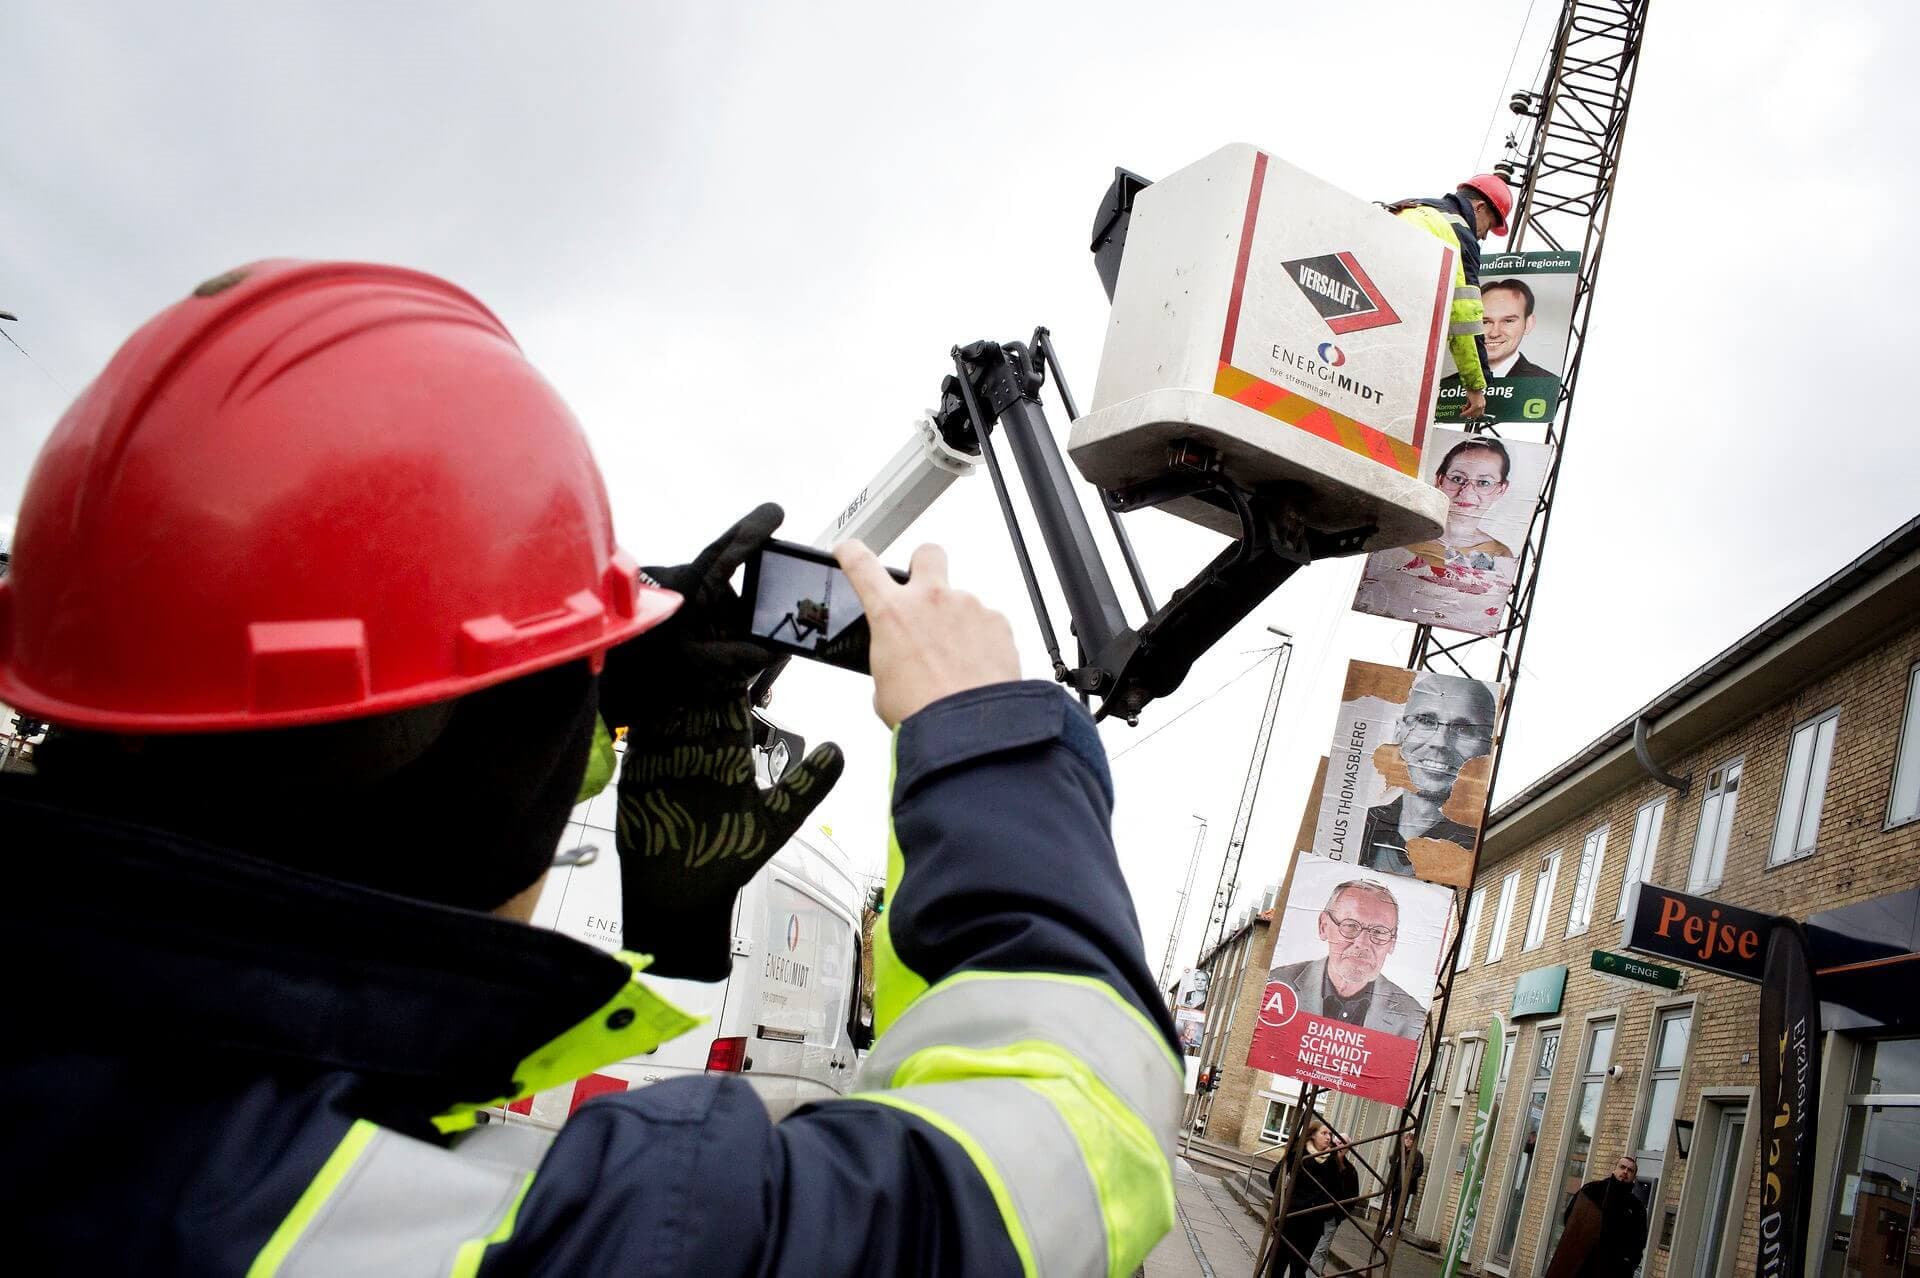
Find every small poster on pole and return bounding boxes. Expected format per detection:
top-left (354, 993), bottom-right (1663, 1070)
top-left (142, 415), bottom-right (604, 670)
top-left (1351, 428), bottom-right (1552, 637)
top-left (1437, 250), bottom-right (1580, 425)
top-left (1309, 660), bottom-right (1503, 887)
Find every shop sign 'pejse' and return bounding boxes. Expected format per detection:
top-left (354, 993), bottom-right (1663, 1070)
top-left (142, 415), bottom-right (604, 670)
top-left (1622, 883), bottom-right (1771, 982)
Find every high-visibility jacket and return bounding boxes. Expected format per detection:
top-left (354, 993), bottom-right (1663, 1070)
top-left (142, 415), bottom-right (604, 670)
top-left (2, 680), bottom-right (1181, 1276)
top-left (1390, 192), bottom-right (1491, 392)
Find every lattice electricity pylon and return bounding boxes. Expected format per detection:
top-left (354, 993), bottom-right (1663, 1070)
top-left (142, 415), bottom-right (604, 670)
top-left (1261, 5), bottom-right (1656, 1275)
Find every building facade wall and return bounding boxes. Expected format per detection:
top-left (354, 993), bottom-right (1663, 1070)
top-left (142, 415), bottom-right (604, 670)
top-left (1188, 914), bottom-right (1285, 1151)
top-left (1419, 618), bottom-right (1920, 1278)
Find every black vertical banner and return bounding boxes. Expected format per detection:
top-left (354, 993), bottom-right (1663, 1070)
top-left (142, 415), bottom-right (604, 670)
top-left (1757, 920), bottom-right (1821, 1278)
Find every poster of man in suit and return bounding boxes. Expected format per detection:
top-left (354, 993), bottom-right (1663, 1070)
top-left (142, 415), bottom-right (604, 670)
top-left (1310, 660), bottom-right (1503, 888)
top-left (1438, 250), bottom-right (1579, 425)
top-left (1246, 853), bottom-right (1453, 1104)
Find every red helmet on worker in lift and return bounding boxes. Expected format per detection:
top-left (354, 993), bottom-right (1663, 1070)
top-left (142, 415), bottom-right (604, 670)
top-left (0, 260), bottom-right (681, 733)
top-left (1458, 173), bottom-right (1514, 236)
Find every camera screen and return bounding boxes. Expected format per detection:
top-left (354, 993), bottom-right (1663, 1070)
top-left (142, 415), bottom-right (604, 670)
top-left (748, 547), bottom-right (870, 655)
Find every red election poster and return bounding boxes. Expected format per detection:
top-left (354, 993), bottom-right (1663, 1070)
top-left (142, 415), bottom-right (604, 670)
top-left (1247, 853), bottom-right (1452, 1104)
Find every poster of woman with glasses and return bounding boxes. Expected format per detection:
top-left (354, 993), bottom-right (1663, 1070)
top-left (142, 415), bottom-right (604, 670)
top-left (1247, 852), bottom-right (1453, 1103)
top-left (1311, 660), bottom-right (1503, 888)
top-left (1351, 429), bottom-right (1553, 636)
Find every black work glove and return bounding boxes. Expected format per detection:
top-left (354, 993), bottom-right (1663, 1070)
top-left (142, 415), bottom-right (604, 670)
top-left (603, 503), bottom-right (844, 980)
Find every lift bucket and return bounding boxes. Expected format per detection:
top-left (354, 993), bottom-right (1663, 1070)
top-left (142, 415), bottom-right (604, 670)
top-left (1069, 144), bottom-right (1451, 551)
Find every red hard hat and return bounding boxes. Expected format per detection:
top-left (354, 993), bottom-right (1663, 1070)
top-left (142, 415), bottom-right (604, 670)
top-left (0, 260), bottom-right (681, 733)
top-left (1459, 173), bottom-right (1514, 236)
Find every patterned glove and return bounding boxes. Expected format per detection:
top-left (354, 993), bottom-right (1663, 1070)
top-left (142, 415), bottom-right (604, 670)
top-left (604, 504), bottom-right (844, 980)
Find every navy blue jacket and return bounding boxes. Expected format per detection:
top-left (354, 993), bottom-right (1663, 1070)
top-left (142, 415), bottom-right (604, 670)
top-left (2, 681), bottom-right (1177, 1274)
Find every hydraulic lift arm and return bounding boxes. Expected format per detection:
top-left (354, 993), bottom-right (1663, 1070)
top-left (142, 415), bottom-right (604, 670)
top-left (787, 323), bottom-right (1362, 726)
top-left (772, 153), bottom-right (1447, 725)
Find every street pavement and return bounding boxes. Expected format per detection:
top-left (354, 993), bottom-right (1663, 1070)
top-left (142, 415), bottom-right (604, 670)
top-left (1327, 1219), bottom-right (1443, 1278)
top-left (1144, 1159), bottom-right (1448, 1278)
top-left (1145, 1158), bottom-right (1268, 1277)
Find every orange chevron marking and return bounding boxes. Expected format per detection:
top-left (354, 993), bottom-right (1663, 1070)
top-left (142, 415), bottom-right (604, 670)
top-left (1213, 362), bottom-right (1420, 476)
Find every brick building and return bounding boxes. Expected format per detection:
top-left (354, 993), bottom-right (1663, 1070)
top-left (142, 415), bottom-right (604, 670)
top-left (1183, 897), bottom-right (1308, 1155)
top-left (1363, 516), bottom-right (1920, 1278)
top-left (1181, 764), bottom-right (1341, 1157)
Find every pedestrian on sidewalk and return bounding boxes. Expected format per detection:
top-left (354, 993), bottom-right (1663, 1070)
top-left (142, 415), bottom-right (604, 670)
top-left (1544, 1154), bottom-right (1649, 1278)
top-left (1384, 1130), bottom-right (1426, 1236)
top-left (1266, 1119), bottom-right (1359, 1278)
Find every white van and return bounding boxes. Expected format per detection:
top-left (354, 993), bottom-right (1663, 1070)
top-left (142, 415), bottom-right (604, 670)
top-left (493, 718), bottom-right (875, 1130)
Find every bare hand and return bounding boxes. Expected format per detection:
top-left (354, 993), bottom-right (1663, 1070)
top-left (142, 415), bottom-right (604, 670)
top-left (834, 541), bottom-right (1020, 728)
top-left (1464, 388), bottom-right (1487, 420)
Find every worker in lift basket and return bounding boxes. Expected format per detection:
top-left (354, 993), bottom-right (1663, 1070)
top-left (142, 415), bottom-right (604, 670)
top-left (0, 261), bottom-right (1181, 1275)
top-left (1381, 172), bottom-right (1515, 421)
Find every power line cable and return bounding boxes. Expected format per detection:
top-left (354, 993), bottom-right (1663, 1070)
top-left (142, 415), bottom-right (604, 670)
top-left (0, 324), bottom-right (70, 395)
top-left (1108, 646), bottom-right (1287, 765)
top-left (1474, 0), bottom-right (1545, 170)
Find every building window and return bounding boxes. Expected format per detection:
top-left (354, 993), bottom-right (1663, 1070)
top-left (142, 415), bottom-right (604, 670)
top-left (1487, 870), bottom-right (1521, 963)
top-left (1769, 709), bottom-right (1839, 866)
top-left (1635, 1010), bottom-right (1691, 1155)
top-left (1890, 664), bottom-right (1920, 828)
top-left (1616, 797), bottom-right (1667, 920)
top-left (1456, 887), bottom-right (1486, 972)
top-left (1567, 825), bottom-right (1607, 936)
top-left (1523, 851), bottom-right (1561, 951)
top-left (1499, 1029), bottom-right (1518, 1086)
top-left (1630, 1007), bottom-right (1693, 1217)
top-left (1686, 758), bottom-right (1743, 891)
top-left (1490, 1027), bottom-right (1561, 1264)
top-left (1542, 1020), bottom-right (1617, 1262)
top-left (1260, 1098), bottom-right (1294, 1144)
top-left (1461, 1037), bottom-right (1488, 1095)
top-left (1434, 1041), bottom-right (1454, 1098)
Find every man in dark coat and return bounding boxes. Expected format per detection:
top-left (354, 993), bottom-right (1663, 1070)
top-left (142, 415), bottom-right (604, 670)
top-left (1383, 1130), bottom-right (1426, 1236)
top-left (1560, 1154), bottom-right (1650, 1278)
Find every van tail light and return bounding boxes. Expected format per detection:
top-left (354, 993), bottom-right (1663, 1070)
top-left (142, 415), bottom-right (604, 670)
top-left (706, 1036), bottom-right (749, 1073)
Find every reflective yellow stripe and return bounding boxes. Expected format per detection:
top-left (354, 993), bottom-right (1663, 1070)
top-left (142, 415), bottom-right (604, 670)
top-left (449, 1173), bottom-right (534, 1278)
top-left (246, 1121), bottom-right (378, 1278)
top-left (859, 1091), bottom-right (1041, 1278)
top-left (859, 970), bottom-right (1181, 1276)
top-left (889, 1042), bottom-right (1174, 1277)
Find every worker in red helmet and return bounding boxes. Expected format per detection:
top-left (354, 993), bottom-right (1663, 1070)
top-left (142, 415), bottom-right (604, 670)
top-left (1383, 173), bottom-right (1515, 422)
top-left (0, 262), bottom-right (1180, 1274)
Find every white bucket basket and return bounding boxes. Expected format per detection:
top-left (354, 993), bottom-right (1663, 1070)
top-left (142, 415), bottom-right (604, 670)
top-left (1069, 144), bottom-right (1453, 551)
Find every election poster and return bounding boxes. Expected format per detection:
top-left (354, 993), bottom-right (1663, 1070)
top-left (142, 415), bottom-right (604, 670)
top-left (1309, 661), bottom-right (1503, 888)
top-left (1351, 428), bottom-right (1553, 636)
top-left (1437, 250), bottom-right (1579, 426)
top-left (1246, 853), bottom-right (1453, 1105)
top-left (1175, 1007), bottom-right (1207, 1056)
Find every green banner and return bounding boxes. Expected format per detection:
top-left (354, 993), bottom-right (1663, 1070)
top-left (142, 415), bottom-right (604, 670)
top-left (1509, 964), bottom-right (1568, 1017)
top-left (1441, 1014), bottom-right (1505, 1278)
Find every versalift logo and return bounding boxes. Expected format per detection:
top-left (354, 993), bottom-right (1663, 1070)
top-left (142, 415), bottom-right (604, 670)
top-left (1282, 252), bottom-right (1401, 334)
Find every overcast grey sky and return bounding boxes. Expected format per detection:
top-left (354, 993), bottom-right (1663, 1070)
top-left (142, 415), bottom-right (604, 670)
top-left (4, 1), bottom-right (1916, 982)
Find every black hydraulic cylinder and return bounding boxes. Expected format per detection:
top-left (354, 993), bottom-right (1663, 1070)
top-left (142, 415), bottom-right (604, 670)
top-left (994, 392), bottom-right (1131, 680)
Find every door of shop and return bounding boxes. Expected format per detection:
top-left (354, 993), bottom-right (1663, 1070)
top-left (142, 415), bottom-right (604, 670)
top-left (1824, 1039), bottom-right (1920, 1278)
top-left (1692, 1106), bottom-right (1748, 1278)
